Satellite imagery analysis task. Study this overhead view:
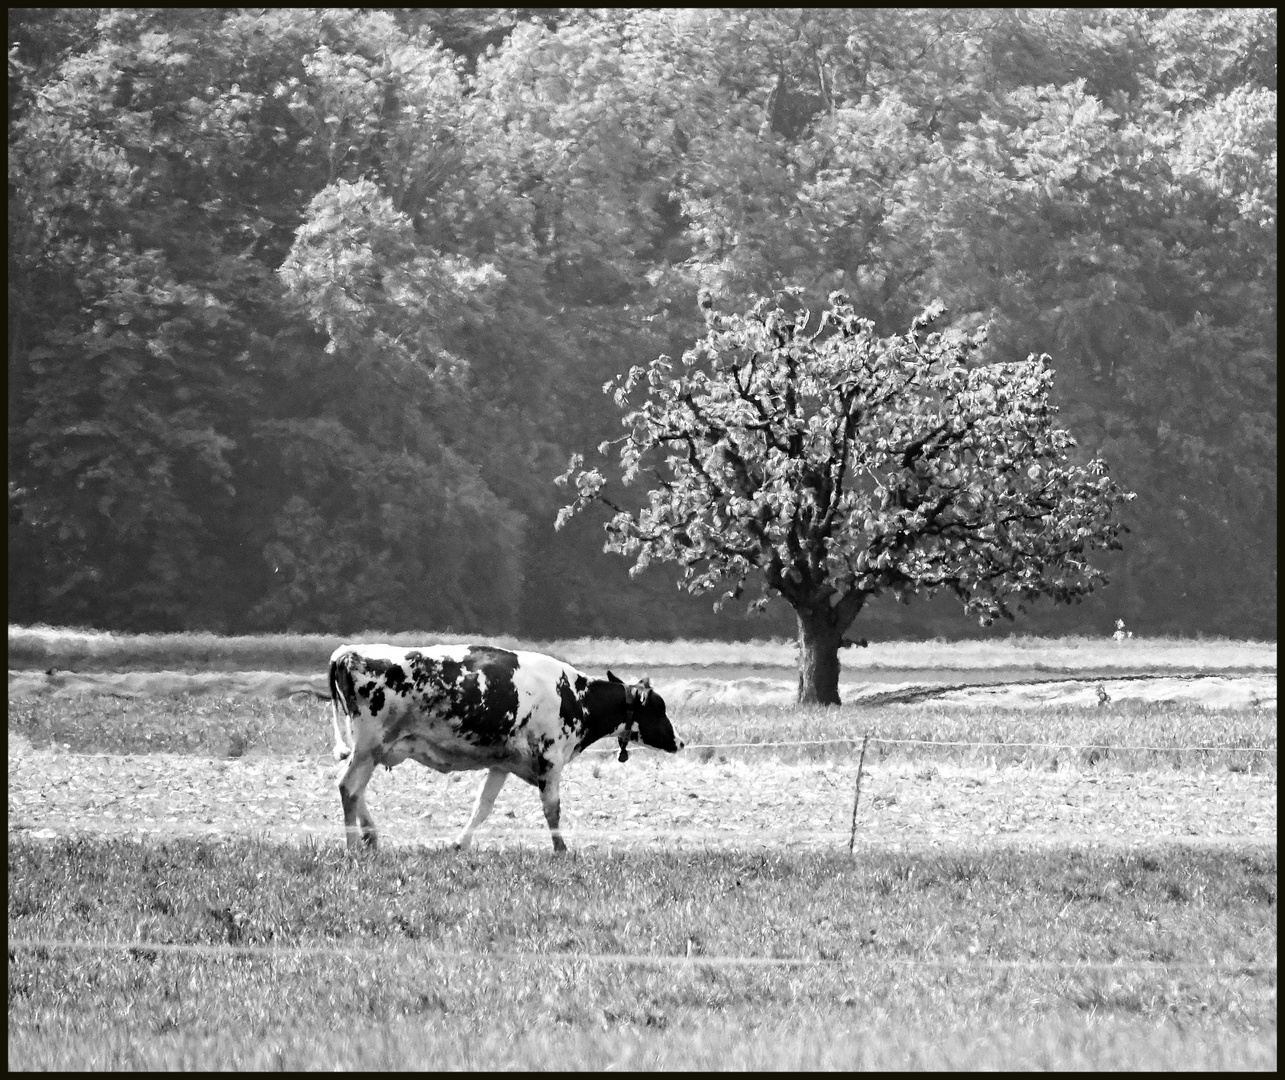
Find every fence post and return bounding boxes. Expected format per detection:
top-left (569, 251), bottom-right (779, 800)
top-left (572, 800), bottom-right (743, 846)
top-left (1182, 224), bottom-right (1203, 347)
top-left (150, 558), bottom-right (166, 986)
top-left (848, 733), bottom-right (871, 855)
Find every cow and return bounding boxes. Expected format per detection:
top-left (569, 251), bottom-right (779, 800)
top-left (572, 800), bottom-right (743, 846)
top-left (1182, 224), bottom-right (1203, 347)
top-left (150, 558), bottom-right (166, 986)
top-left (328, 643), bottom-right (683, 853)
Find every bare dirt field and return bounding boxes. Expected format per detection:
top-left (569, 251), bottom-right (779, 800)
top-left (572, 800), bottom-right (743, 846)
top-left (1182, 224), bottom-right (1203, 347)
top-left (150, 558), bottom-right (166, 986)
top-left (9, 731), bottom-right (1275, 853)
top-left (9, 656), bottom-right (1275, 851)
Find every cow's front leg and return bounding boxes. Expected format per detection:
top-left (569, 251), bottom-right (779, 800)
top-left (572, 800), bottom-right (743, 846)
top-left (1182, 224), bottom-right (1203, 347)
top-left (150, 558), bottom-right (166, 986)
top-left (539, 773), bottom-right (566, 853)
top-left (456, 768), bottom-right (508, 850)
top-left (338, 751), bottom-right (378, 852)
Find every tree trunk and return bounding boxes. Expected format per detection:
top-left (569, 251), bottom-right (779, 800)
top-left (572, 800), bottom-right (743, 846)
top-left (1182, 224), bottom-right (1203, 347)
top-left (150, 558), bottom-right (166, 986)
top-left (796, 607), bottom-right (845, 706)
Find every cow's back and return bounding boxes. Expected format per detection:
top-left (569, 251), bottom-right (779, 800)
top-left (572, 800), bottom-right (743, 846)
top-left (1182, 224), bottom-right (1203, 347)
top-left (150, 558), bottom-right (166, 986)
top-left (506, 648), bottom-right (589, 733)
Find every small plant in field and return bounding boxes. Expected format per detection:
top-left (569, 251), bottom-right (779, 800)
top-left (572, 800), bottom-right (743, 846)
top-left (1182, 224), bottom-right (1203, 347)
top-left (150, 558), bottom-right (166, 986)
top-left (1081, 744), bottom-right (1110, 766)
top-left (224, 718), bottom-right (259, 758)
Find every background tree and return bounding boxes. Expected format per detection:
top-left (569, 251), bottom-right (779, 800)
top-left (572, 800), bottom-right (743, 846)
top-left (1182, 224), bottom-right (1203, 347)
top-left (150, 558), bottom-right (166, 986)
top-left (558, 294), bottom-right (1133, 702)
top-left (8, 10), bottom-right (528, 632)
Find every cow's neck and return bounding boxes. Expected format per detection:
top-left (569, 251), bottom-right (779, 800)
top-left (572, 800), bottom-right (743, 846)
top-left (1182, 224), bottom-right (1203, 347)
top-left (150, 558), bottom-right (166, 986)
top-left (580, 680), bottom-right (629, 750)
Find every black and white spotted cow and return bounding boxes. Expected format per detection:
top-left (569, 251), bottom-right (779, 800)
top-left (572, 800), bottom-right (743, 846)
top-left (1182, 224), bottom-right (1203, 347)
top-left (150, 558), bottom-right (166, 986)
top-left (328, 643), bottom-right (683, 853)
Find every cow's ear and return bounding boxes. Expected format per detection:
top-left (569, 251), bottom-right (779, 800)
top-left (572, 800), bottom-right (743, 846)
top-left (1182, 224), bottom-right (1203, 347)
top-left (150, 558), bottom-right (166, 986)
top-left (638, 676), bottom-right (651, 689)
top-left (606, 670), bottom-right (623, 685)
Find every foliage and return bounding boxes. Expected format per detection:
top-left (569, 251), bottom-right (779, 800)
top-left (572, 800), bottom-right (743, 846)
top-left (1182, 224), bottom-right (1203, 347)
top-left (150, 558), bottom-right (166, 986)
top-left (7, 8), bottom-right (1277, 639)
top-left (908, 73), bottom-right (1277, 634)
top-left (566, 296), bottom-right (1130, 620)
top-left (8, 10), bottom-right (524, 633)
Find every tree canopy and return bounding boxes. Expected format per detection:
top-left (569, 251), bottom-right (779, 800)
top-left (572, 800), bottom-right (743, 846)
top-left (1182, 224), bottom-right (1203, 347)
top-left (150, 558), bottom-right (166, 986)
top-left (8, 8), bottom-right (1276, 639)
top-left (558, 294), bottom-right (1132, 701)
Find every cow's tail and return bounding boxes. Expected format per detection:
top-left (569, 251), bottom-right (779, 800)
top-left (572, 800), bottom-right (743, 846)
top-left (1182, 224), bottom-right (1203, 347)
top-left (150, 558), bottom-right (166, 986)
top-left (329, 652), bottom-right (354, 763)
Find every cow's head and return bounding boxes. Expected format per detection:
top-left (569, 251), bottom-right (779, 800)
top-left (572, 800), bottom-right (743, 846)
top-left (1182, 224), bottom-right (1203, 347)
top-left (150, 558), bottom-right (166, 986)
top-left (606, 671), bottom-right (683, 761)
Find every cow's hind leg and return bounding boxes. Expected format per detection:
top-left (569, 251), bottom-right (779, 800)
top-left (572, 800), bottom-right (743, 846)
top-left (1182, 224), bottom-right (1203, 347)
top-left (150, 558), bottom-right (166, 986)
top-left (338, 751), bottom-right (379, 852)
top-left (455, 768), bottom-right (508, 850)
top-left (539, 773), bottom-right (567, 853)
top-left (331, 699), bottom-right (353, 762)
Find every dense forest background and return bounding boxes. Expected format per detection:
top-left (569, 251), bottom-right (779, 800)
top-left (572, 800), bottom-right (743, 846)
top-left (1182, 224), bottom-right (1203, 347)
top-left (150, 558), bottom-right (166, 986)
top-left (8, 8), bottom-right (1276, 640)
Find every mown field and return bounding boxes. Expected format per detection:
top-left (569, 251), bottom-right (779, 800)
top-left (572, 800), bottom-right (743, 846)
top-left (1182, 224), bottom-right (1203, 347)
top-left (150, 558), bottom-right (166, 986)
top-left (8, 630), bottom-right (1278, 1069)
top-left (8, 692), bottom-right (1278, 773)
top-left (8, 838), bottom-right (1277, 1070)
top-left (9, 623), bottom-right (1277, 675)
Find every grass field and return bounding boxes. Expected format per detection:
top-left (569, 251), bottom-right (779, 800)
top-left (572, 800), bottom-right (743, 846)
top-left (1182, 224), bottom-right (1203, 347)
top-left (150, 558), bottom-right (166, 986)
top-left (8, 837), bottom-right (1277, 1070)
top-left (8, 629), bottom-right (1277, 1069)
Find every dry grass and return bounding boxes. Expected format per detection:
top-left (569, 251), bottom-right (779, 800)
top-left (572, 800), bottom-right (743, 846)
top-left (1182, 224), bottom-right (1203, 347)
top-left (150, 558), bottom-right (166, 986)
top-left (7, 692), bottom-right (1276, 770)
top-left (563, 634), bottom-right (1277, 673)
top-left (8, 1013), bottom-right (1276, 1070)
top-left (15, 1013), bottom-right (1275, 1071)
top-left (9, 623), bottom-right (1276, 674)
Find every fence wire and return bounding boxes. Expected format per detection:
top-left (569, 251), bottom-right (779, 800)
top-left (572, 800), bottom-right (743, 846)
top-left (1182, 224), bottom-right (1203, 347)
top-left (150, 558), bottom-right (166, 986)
top-left (8, 935), bottom-right (1276, 976)
top-left (578, 734), bottom-right (1278, 753)
top-left (10, 819), bottom-right (1272, 851)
